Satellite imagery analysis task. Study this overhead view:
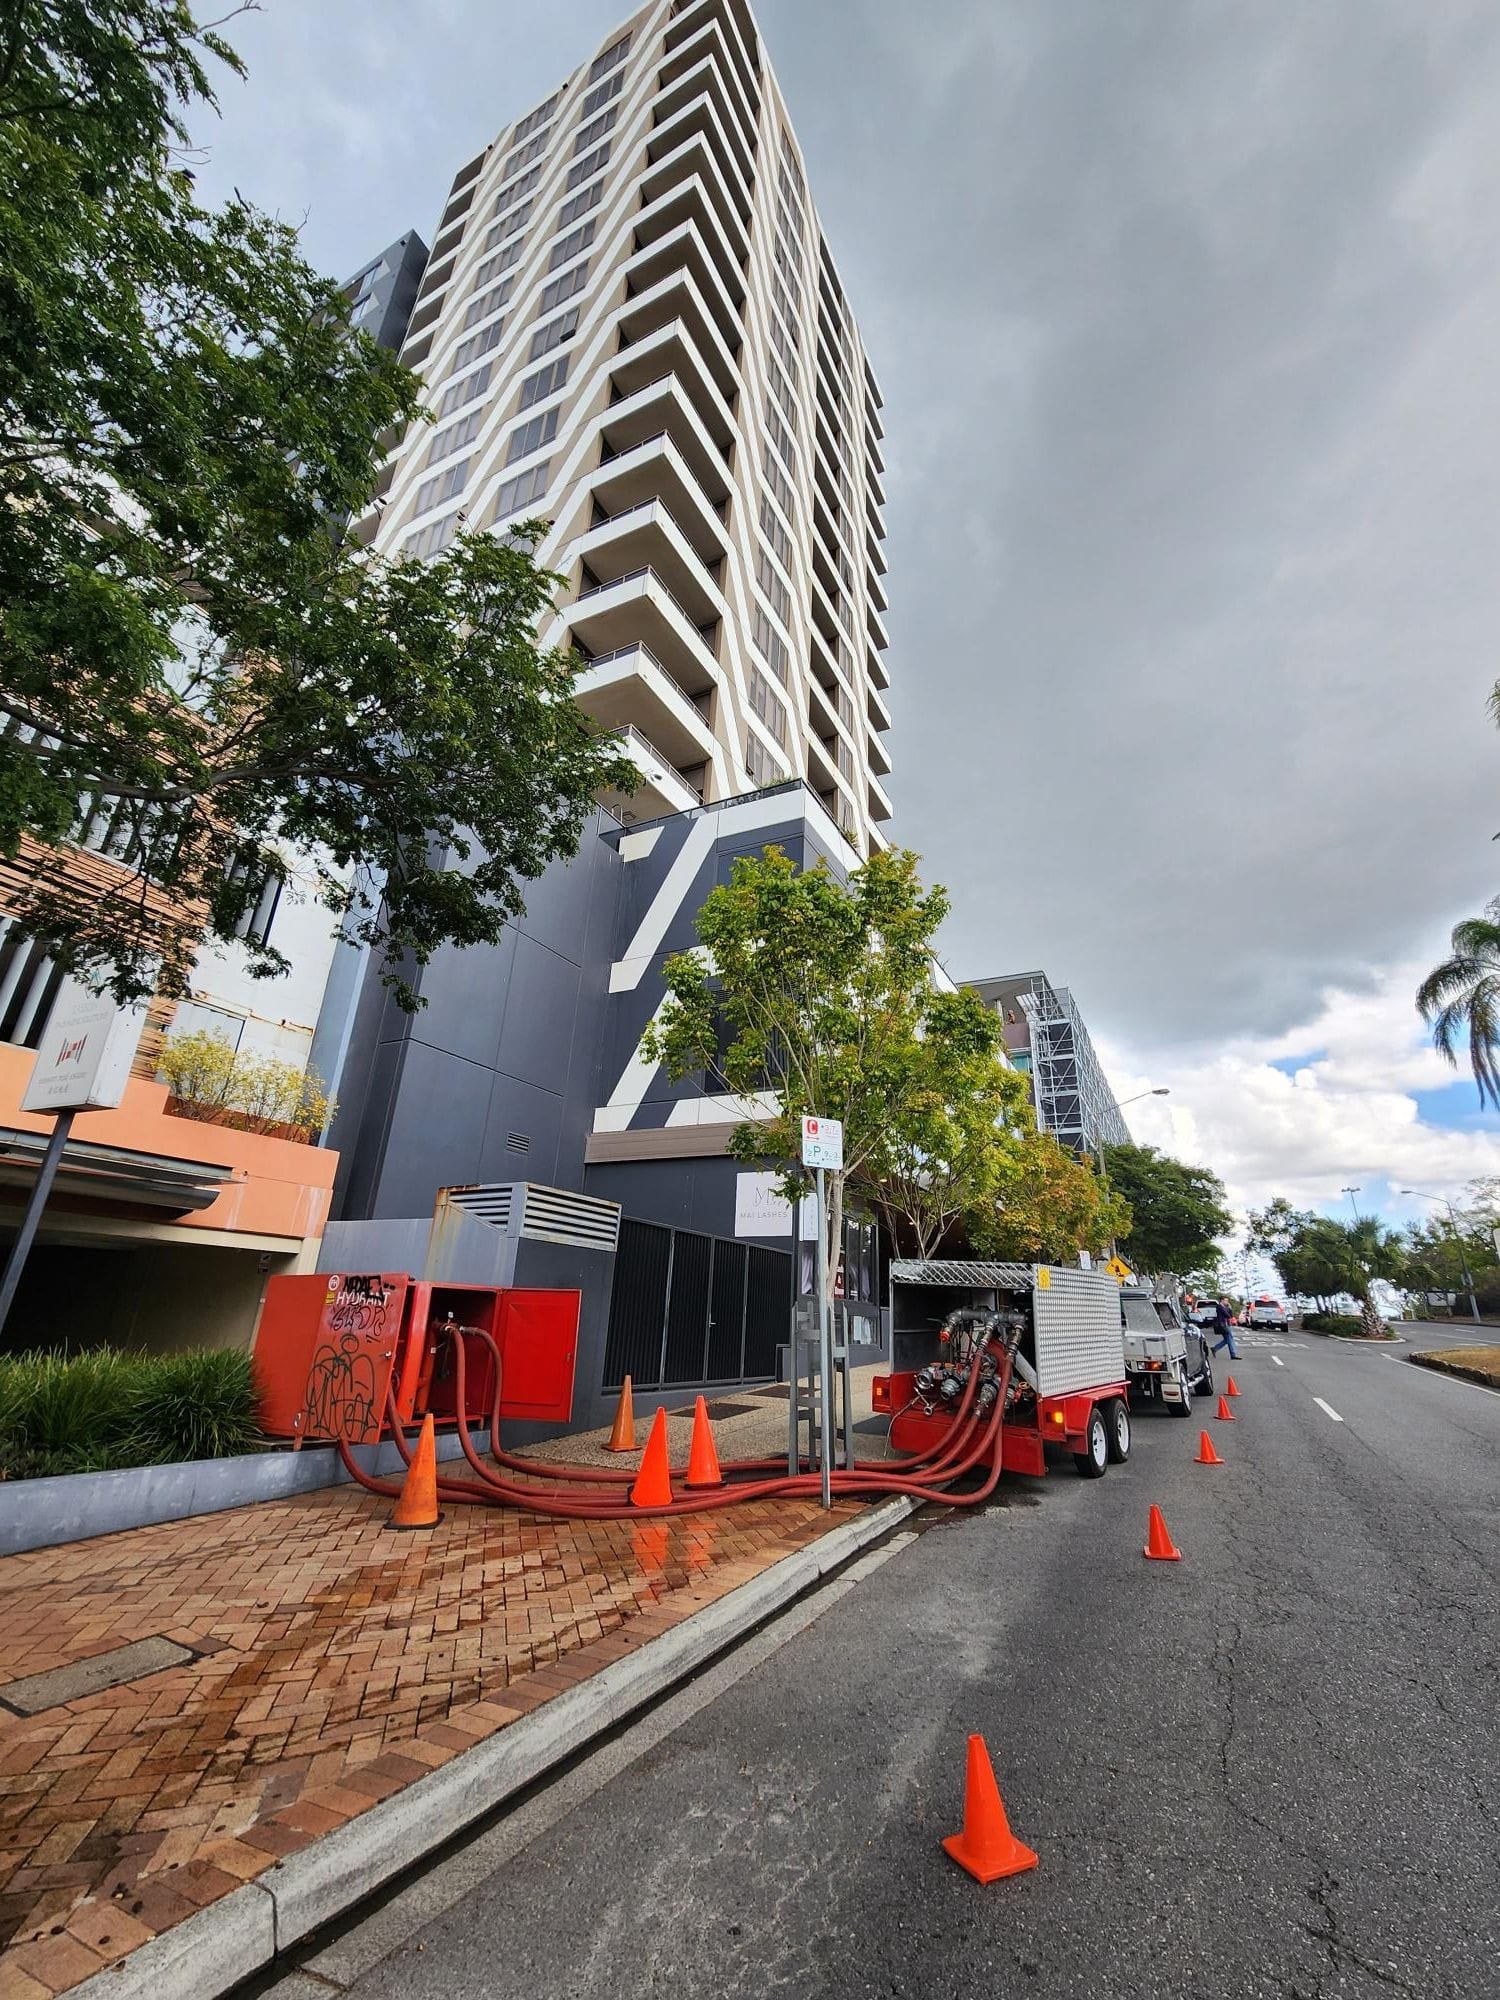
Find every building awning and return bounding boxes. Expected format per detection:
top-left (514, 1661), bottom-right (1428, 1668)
top-left (0, 1126), bottom-right (235, 1217)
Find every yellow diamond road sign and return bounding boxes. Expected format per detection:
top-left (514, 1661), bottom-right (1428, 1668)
top-left (1105, 1255), bottom-right (1132, 1281)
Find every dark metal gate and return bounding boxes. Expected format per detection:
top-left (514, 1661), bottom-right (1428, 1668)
top-left (602, 1218), bottom-right (791, 1390)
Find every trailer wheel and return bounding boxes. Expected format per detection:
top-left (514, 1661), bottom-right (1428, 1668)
top-left (1073, 1405), bottom-right (1109, 1478)
top-left (1169, 1366), bottom-right (1192, 1417)
top-left (1105, 1397), bottom-right (1131, 1462)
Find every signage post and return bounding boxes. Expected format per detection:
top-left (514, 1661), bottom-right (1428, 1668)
top-left (0, 982), bottom-right (146, 1338)
top-left (800, 1115), bottom-right (843, 1509)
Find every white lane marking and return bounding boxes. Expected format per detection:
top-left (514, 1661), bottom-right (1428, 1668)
top-left (1272, 1355), bottom-right (1285, 1367)
top-left (1313, 1396), bottom-right (1344, 1422)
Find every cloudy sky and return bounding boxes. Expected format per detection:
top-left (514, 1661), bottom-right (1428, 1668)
top-left (190, 0), bottom-right (1500, 1227)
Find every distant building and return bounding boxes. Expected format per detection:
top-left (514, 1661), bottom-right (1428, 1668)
top-left (339, 231), bottom-right (429, 352)
top-left (967, 970), bottom-right (1130, 1161)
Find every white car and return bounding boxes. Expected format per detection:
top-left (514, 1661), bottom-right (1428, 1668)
top-left (1245, 1297), bottom-right (1290, 1330)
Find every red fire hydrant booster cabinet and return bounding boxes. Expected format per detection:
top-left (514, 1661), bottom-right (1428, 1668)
top-left (873, 1261), bottom-right (1130, 1479)
top-left (255, 1273), bottom-right (580, 1443)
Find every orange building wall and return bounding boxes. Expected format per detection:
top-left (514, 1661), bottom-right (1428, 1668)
top-left (0, 1044), bottom-right (337, 1242)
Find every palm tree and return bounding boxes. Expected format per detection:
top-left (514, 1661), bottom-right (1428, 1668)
top-left (1416, 902), bottom-right (1500, 1107)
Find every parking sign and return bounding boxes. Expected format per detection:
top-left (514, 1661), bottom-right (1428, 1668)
top-left (801, 1116), bottom-right (843, 1169)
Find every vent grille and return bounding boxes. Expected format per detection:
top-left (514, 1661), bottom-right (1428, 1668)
top-left (438, 1181), bottom-right (620, 1252)
top-left (506, 1131), bottom-right (530, 1154)
top-left (520, 1184), bottom-right (621, 1251)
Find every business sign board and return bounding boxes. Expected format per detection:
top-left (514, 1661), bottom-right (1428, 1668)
top-left (734, 1171), bottom-right (793, 1238)
top-left (800, 1115), bottom-right (843, 1170)
top-left (20, 981), bottom-right (148, 1114)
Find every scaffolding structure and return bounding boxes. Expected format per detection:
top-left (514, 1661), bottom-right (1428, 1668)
top-left (968, 970), bottom-right (1131, 1161)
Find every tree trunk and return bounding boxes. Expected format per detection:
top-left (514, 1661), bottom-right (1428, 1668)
top-left (825, 1169), bottom-right (844, 1307)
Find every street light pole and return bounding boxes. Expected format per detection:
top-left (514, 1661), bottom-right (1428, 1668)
top-left (1400, 1188), bottom-right (1481, 1325)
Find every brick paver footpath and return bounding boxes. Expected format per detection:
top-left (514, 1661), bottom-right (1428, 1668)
top-left (0, 1475), bottom-right (861, 1998)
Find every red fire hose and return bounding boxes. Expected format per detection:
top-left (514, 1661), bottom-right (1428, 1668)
top-left (336, 1325), bottom-right (1013, 1520)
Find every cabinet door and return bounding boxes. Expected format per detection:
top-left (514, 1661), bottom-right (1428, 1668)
top-left (495, 1289), bottom-right (580, 1422)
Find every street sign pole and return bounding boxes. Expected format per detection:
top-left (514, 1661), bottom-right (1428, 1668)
top-left (0, 1110), bottom-right (75, 1339)
top-left (815, 1162), bottom-right (831, 1510)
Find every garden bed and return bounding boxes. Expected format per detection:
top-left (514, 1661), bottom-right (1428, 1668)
top-left (1410, 1345), bottom-right (1500, 1390)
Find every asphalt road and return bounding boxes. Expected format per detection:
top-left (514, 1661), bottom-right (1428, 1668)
top-left (265, 1333), bottom-right (1499, 2000)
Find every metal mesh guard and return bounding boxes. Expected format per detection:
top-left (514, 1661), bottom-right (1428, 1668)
top-left (888, 1259), bottom-right (1035, 1289)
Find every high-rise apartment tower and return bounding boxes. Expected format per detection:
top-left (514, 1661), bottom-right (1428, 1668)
top-left (358, 0), bottom-right (893, 851)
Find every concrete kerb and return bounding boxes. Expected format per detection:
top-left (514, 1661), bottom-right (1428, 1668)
top-left (72, 1493), bottom-right (918, 2000)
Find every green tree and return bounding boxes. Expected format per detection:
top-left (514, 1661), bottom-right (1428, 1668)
top-left (971, 1125), bottom-right (1131, 1265)
top-left (0, 1), bottom-right (628, 1008)
top-left (644, 846), bottom-right (993, 1301)
top-left (1416, 903), bottom-right (1500, 1107)
top-left (855, 990), bottom-right (1032, 1260)
top-left (1101, 1143), bottom-right (1232, 1276)
top-left (1248, 1201), bottom-right (1401, 1330)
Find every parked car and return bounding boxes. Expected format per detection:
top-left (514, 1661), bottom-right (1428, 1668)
top-left (1122, 1288), bottom-right (1213, 1416)
top-left (1186, 1299), bottom-right (1221, 1327)
top-left (1245, 1296), bottom-right (1291, 1330)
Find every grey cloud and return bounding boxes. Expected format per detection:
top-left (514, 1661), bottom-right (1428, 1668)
top-left (192, 0), bottom-right (1500, 1057)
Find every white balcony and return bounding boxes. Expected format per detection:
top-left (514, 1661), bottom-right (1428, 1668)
top-left (867, 730), bottom-right (892, 779)
top-left (866, 635), bottom-right (890, 692)
top-left (616, 262), bottom-right (742, 404)
top-left (565, 568), bottom-right (721, 702)
top-left (866, 680), bottom-right (893, 732)
top-left (598, 372), bottom-right (732, 507)
top-left (574, 498), bottom-right (723, 627)
top-left (633, 172), bottom-right (748, 313)
top-left (623, 219), bottom-right (743, 360)
top-left (647, 89), bottom-right (755, 218)
top-left (585, 431), bottom-right (727, 563)
top-left (661, 0), bottom-right (761, 145)
top-left (574, 644), bottom-right (718, 774)
top-left (867, 600), bottom-right (889, 653)
top-left (655, 15), bottom-right (760, 143)
top-left (609, 315), bottom-right (737, 454)
top-left (653, 56), bottom-right (758, 186)
top-left (596, 722), bottom-right (704, 823)
top-left (868, 770), bottom-right (894, 823)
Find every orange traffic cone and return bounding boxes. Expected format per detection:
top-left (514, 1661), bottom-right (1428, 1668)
top-left (1195, 1429), bottom-right (1224, 1466)
top-left (1215, 1394), bottom-right (1235, 1422)
top-left (941, 1734), bottom-right (1039, 1884)
top-left (684, 1394), bottom-right (723, 1488)
top-left (1144, 1503), bottom-right (1182, 1561)
top-left (604, 1375), bottom-right (637, 1452)
top-left (389, 1413), bottom-right (441, 1530)
top-left (1226, 1375), bottom-right (1242, 1397)
top-left (629, 1407), bottom-right (674, 1508)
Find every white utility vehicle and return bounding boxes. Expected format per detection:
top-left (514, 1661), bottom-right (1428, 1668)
top-left (1121, 1286), bottom-right (1213, 1417)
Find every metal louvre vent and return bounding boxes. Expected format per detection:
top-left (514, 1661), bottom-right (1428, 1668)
top-left (520, 1183), bottom-right (621, 1251)
top-left (506, 1131), bottom-right (530, 1154)
top-left (1031, 1266), bottom-right (1126, 1398)
top-left (441, 1183), bottom-right (514, 1230)
top-left (889, 1259), bottom-right (1034, 1290)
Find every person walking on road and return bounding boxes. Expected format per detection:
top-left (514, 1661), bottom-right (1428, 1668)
top-left (1210, 1295), bottom-right (1240, 1361)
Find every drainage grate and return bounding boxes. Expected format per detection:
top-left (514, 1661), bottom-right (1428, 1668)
top-left (0, 1636), bottom-right (196, 1717)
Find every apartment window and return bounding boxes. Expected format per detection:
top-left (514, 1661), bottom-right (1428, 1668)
top-left (749, 667), bottom-right (789, 746)
top-left (505, 406), bottom-right (559, 464)
top-left (503, 130), bottom-right (548, 180)
top-left (574, 106), bottom-right (618, 154)
top-left (519, 355), bottom-right (569, 409)
top-left (558, 179), bottom-right (604, 228)
top-left (772, 276), bottom-right (802, 349)
top-left (529, 307), bottom-right (579, 360)
top-left (402, 511), bottom-right (460, 559)
top-left (744, 736), bottom-right (782, 789)
top-left (424, 407), bottom-right (483, 467)
top-left (539, 261), bottom-right (589, 313)
top-left (514, 357), bottom-right (566, 415)
top-left (836, 738), bottom-right (855, 781)
top-left (224, 855), bottom-right (283, 949)
top-left (780, 136), bottom-right (805, 209)
top-left (549, 219), bottom-right (596, 270)
top-left (413, 458), bottom-right (469, 514)
top-left (752, 606), bottom-right (789, 685)
top-left (436, 362), bottom-right (492, 417)
top-left (759, 495), bottom-right (793, 569)
top-left (775, 231), bottom-right (804, 286)
top-left (765, 410), bottom-right (794, 473)
top-left (581, 70), bottom-right (624, 119)
top-left (463, 279), bottom-right (512, 329)
top-left (484, 205), bottom-right (533, 258)
top-left (588, 31), bottom-right (630, 82)
top-left (450, 319), bottom-right (503, 373)
top-left (768, 359), bottom-right (797, 434)
top-left (837, 686), bottom-right (856, 730)
top-left (762, 443), bottom-right (794, 516)
top-left (513, 91), bottom-right (560, 144)
top-left (567, 141), bottom-right (611, 190)
top-left (755, 552), bottom-right (791, 628)
top-left (778, 158), bottom-right (804, 216)
top-left (472, 238), bottom-right (523, 289)
top-left (494, 460), bottom-right (550, 521)
top-left (836, 632), bottom-right (856, 677)
top-left (494, 165), bottom-right (541, 217)
top-left (770, 315), bottom-right (801, 388)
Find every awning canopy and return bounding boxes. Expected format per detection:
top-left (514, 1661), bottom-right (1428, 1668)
top-left (0, 1125), bottom-right (234, 1217)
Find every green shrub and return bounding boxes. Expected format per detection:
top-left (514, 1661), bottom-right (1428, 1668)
top-left (0, 1347), bottom-right (264, 1480)
top-left (1302, 1313), bottom-right (1365, 1336)
top-left (122, 1350), bottom-right (261, 1466)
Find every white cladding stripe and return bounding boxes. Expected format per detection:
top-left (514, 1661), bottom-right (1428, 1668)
top-left (1030, 1267), bottom-right (1128, 1399)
